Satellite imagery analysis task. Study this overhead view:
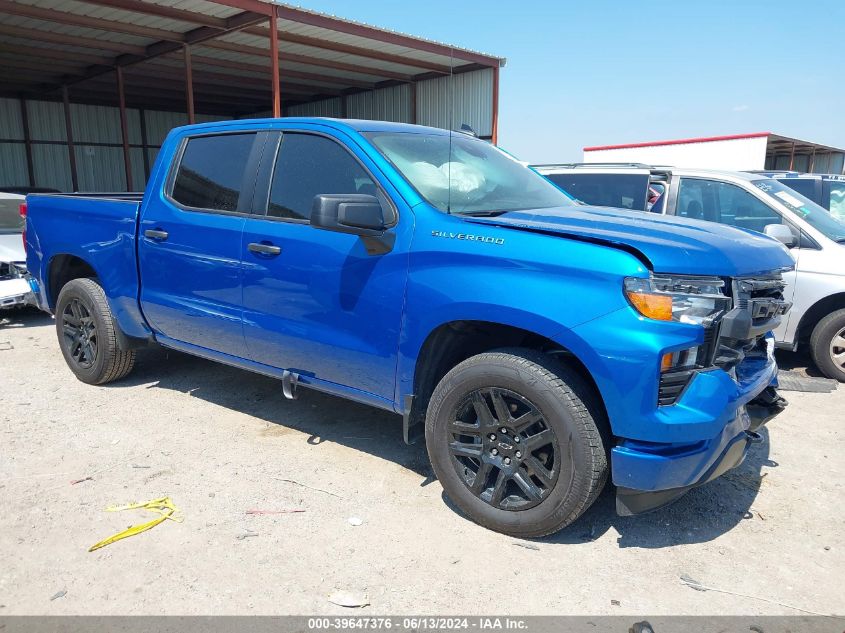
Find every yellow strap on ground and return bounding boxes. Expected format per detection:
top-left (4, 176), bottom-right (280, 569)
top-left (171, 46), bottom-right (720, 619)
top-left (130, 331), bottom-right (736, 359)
top-left (88, 496), bottom-right (182, 552)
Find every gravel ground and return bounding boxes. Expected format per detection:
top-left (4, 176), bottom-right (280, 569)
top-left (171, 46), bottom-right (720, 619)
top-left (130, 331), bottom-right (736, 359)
top-left (0, 308), bottom-right (842, 616)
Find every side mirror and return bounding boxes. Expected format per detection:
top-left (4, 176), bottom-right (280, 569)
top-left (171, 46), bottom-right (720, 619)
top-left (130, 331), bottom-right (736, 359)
top-left (764, 223), bottom-right (796, 247)
top-left (311, 194), bottom-right (389, 236)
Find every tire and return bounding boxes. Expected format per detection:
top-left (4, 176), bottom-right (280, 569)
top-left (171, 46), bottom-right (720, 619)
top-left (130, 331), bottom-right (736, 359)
top-left (55, 278), bottom-right (136, 385)
top-left (809, 308), bottom-right (845, 382)
top-left (425, 347), bottom-right (608, 538)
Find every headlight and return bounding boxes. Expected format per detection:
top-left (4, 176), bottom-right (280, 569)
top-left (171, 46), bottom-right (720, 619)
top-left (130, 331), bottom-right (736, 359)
top-left (624, 275), bottom-right (730, 326)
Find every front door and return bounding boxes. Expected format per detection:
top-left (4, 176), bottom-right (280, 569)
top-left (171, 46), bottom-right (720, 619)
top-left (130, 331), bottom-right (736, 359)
top-left (240, 129), bottom-right (411, 404)
top-left (139, 131), bottom-right (265, 356)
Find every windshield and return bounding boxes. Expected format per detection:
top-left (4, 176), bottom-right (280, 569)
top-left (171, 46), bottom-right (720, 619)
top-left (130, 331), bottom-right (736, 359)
top-left (364, 132), bottom-right (574, 215)
top-left (0, 197), bottom-right (24, 233)
top-left (753, 179), bottom-right (845, 243)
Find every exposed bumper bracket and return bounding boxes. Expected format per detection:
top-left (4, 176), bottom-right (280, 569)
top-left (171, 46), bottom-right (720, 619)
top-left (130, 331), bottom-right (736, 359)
top-left (747, 386), bottom-right (787, 432)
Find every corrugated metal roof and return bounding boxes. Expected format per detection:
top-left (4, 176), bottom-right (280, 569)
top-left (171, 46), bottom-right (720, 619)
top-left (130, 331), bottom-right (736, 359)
top-left (0, 0), bottom-right (502, 194)
top-left (0, 0), bottom-right (503, 116)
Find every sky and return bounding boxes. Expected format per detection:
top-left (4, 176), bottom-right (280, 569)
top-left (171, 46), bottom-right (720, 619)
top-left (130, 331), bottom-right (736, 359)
top-left (291, 0), bottom-right (844, 163)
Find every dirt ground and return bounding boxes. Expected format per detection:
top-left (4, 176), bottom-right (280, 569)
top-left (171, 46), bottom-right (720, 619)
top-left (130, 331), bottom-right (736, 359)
top-left (0, 308), bottom-right (842, 616)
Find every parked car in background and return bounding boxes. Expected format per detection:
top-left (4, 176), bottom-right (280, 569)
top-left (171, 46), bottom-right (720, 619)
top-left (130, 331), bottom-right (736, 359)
top-left (753, 172), bottom-right (845, 222)
top-left (25, 119), bottom-right (793, 536)
top-left (0, 191), bottom-right (34, 309)
top-left (534, 163), bottom-right (845, 381)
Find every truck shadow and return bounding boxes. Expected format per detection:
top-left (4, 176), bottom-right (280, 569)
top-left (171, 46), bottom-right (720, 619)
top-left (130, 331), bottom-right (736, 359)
top-left (542, 427), bottom-right (775, 549)
top-left (112, 345), bottom-right (432, 477)
top-left (0, 306), bottom-right (53, 329)
top-left (116, 345), bottom-right (773, 548)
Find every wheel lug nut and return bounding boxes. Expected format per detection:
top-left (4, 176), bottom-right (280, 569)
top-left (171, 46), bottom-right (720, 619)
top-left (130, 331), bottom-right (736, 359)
top-left (515, 451), bottom-right (522, 459)
top-left (500, 427), bottom-right (507, 434)
top-left (504, 457), bottom-right (511, 465)
top-left (513, 436), bottom-right (520, 443)
top-left (489, 434), bottom-right (496, 441)
top-left (491, 448), bottom-right (498, 456)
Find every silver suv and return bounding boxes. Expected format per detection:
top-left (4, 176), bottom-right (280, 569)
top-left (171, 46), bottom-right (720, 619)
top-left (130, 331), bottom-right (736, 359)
top-left (533, 163), bottom-right (845, 381)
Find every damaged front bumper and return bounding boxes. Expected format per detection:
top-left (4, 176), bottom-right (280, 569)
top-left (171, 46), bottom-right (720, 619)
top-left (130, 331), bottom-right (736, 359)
top-left (613, 335), bottom-right (787, 516)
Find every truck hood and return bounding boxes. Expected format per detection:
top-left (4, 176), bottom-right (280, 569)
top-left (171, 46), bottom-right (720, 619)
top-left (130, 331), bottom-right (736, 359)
top-left (467, 206), bottom-right (795, 277)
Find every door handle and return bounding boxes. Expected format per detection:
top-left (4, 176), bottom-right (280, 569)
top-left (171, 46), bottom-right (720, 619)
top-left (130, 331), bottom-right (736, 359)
top-left (144, 229), bottom-right (169, 241)
top-left (248, 242), bottom-right (281, 256)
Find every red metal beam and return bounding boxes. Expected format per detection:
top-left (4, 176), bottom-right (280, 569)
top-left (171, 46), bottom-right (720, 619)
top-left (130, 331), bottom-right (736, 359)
top-left (74, 0), bottom-right (228, 29)
top-left (0, 43), bottom-right (114, 67)
top-left (73, 83), bottom-right (269, 109)
top-left (117, 67), bottom-right (322, 97)
top-left (583, 132), bottom-right (772, 152)
top-left (491, 66), bottom-right (499, 145)
top-left (0, 56), bottom-right (97, 78)
top-left (269, 11), bottom-right (280, 117)
top-left (61, 86), bottom-right (79, 192)
top-left (275, 5), bottom-right (502, 67)
top-left (196, 0), bottom-right (272, 16)
top-left (115, 67), bottom-right (133, 191)
top-left (53, 11), bottom-right (266, 90)
top-left (0, 0), bottom-right (185, 42)
top-left (0, 24), bottom-right (147, 55)
top-left (184, 46), bottom-right (195, 124)
top-left (243, 27), bottom-right (452, 74)
top-left (164, 53), bottom-right (374, 89)
top-left (204, 39), bottom-right (412, 82)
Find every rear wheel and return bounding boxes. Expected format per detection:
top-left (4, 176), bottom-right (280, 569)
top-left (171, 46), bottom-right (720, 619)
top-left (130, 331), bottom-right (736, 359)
top-left (425, 348), bottom-right (608, 537)
top-left (55, 278), bottom-right (136, 385)
top-left (810, 308), bottom-right (845, 382)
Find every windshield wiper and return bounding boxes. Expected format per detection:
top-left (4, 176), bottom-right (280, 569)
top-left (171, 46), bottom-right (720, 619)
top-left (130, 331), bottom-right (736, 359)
top-left (455, 210), bottom-right (508, 217)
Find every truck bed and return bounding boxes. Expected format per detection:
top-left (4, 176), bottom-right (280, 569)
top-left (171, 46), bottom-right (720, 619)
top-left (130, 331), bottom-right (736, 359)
top-left (25, 192), bottom-right (149, 339)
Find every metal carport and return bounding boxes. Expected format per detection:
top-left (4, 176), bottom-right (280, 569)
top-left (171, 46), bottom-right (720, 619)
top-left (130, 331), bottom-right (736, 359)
top-left (0, 0), bottom-right (505, 191)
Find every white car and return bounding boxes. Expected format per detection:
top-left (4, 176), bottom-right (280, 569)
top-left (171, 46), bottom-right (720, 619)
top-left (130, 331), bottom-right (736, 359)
top-left (0, 192), bottom-right (34, 309)
top-left (534, 164), bottom-right (845, 381)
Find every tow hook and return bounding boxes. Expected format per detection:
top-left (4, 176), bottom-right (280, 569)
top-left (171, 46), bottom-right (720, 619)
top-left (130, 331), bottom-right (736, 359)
top-left (746, 386), bottom-right (788, 432)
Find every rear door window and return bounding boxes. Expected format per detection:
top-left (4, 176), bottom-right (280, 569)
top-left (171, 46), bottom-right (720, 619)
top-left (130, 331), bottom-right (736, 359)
top-left (170, 133), bottom-right (257, 212)
top-left (544, 173), bottom-right (649, 210)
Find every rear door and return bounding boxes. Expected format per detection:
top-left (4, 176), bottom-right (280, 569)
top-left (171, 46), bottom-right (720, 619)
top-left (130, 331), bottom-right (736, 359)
top-left (239, 128), bottom-right (411, 403)
top-left (138, 130), bottom-right (266, 356)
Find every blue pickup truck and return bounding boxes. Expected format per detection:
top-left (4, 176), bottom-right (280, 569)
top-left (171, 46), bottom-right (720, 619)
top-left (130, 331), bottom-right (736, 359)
top-left (25, 118), bottom-right (793, 536)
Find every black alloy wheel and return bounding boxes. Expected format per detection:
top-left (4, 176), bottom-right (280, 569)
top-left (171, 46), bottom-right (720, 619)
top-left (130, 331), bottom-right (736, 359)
top-left (62, 297), bottom-right (98, 369)
top-left (449, 387), bottom-right (561, 511)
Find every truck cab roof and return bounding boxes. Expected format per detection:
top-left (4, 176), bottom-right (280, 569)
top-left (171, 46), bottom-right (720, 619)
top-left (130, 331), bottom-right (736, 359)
top-left (175, 117), bottom-right (455, 137)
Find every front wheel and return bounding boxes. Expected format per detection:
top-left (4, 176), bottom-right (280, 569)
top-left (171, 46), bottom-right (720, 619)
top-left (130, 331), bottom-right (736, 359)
top-left (810, 308), bottom-right (845, 382)
top-left (55, 278), bottom-right (136, 385)
top-left (425, 348), bottom-right (608, 538)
